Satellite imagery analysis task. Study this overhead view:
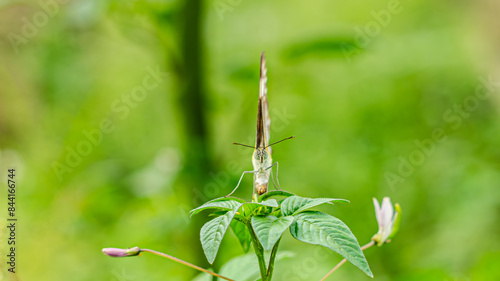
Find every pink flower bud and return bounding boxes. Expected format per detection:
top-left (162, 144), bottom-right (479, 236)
top-left (102, 247), bottom-right (141, 257)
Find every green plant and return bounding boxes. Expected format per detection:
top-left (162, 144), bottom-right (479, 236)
top-left (102, 193), bottom-right (401, 280)
top-left (190, 191), bottom-right (372, 280)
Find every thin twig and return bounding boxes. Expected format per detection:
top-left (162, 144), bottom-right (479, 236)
top-left (141, 249), bottom-right (235, 281)
top-left (319, 240), bottom-right (375, 281)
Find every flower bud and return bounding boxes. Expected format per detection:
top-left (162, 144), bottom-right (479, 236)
top-left (102, 247), bottom-right (141, 257)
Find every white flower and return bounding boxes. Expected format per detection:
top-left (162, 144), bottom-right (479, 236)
top-left (372, 197), bottom-right (401, 246)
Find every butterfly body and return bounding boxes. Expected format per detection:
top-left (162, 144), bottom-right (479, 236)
top-left (252, 53), bottom-right (272, 195)
top-left (252, 146), bottom-right (272, 195)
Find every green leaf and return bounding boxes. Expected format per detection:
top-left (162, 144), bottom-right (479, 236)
top-left (258, 190), bottom-right (295, 202)
top-left (230, 220), bottom-right (251, 253)
top-left (191, 270), bottom-right (213, 281)
top-left (241, 199), bottom-right (279, 217)
top-left (251, 215), bottom-right (294, 251)
top-left (281, 196), bottom-right (349, 216)
top-left (283, 37), bottom-right (361, 60)
top-left (200, 203), bottom-right (243, 264)
top-left (247, 199), bottom-right (279, 208)
top-left (217, 252), bottom-right (259, 281)
top-left (290, 211), bottom-right (372, 277)
top-left (217, 252), bottom-right (294, 281)
top-left (190, 197), bottom-right (245, 216)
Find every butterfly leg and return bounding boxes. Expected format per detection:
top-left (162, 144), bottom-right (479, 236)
top-left (225, 170), bottom-right (255, 197)
top-left (267, 162), bottom-right (281, 191)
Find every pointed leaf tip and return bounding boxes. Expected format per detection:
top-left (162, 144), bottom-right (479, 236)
top-left (290, 211), bottom-right (372, 277)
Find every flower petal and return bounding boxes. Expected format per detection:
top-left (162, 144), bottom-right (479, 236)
top-left (372, 197), bottom-right (382, 226)
top-left (380, 197), bottom-right (393, 229)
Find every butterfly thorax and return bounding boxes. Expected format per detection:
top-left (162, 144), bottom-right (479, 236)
top-left (252, 147), bottom-right (272, 195)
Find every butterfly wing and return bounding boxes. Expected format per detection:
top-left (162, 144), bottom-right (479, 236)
top-left (255, 98), bottom-right (265, 149)
top-left (259, 52), bottom-right (271, 152)
top-left (253, 53), bottom-right (272, 196)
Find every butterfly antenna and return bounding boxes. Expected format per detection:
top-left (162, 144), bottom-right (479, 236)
top-left (233, 142), bottom-right (256, 149)
top-left (265, 136), bottom-right (295, 149)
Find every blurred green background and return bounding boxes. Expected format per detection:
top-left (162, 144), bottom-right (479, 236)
top-left (1, 0), bottom-right (500, 280)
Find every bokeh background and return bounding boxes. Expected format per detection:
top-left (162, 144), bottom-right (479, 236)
top-left (1, 0), bottom-right (500, 280)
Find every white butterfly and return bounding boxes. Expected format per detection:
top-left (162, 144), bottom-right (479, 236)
top-left (226, 53), bottom-right (294, 199)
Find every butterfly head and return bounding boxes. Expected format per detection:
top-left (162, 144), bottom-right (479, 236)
top-left (253, 146), bottom-right (272, 166)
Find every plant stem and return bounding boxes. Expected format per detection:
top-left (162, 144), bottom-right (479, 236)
top-left (319, 240), bottom-right (375, 281)
top-left (266, 237), bottom-right (281, 280)
top-left (247, 222), bottom-right (268, 281)
top-left (140, 249), bottom-right (234, 281)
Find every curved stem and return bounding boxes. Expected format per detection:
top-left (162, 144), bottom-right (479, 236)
top-left (266, 237), bottom-right (281, 280)
top-left (140, 249), bottom-right (234, 281)
top-left (319, 241), bottom-right (375, 281)
top-left (247, 222), bottom-right (268, 280)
